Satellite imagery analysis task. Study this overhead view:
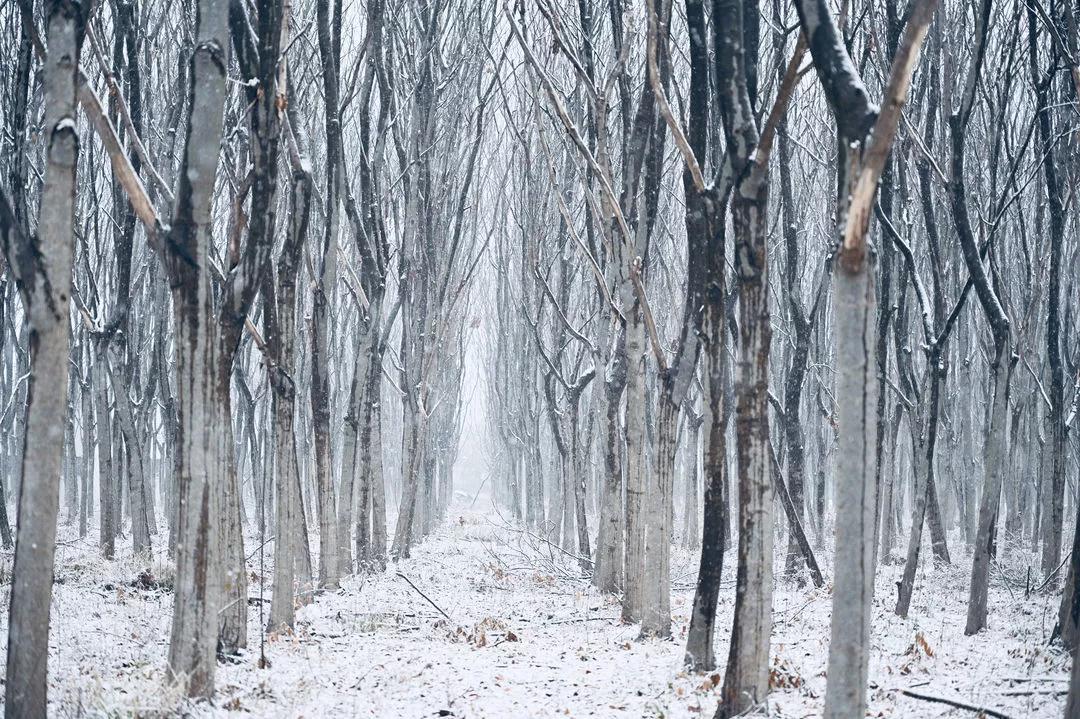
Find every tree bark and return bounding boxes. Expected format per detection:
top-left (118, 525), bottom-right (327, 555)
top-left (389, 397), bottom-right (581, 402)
top-left (164, 0), bottom-right (230, 696)
top-left (2, 2), bottom-right (84, 713)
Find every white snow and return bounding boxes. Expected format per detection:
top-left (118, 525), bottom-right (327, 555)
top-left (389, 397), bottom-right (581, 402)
top-left (0, 504), bottom-right (1070, 718)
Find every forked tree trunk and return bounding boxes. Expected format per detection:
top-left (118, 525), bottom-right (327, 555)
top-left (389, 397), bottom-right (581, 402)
top-left (681, 0), bottom-right (728, 670)
top-left (803, 1), bottom-right (938, 715)
top-left (951, 0), bottom-right (1010, 632)
top-left (165, 0), bottom-right (230, 697)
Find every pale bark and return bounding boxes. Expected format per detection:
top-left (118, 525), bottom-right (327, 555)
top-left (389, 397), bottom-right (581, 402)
top-left (798, 0), bottom-right (939, 716)
top-left (823, 266), bottom-right (879, 718)
top-left (641, 395), bottom-right (675, 637)
top-left (682, 410), bottom-right (701, 549)
top-left (2, 2), bottom-right (83, 713)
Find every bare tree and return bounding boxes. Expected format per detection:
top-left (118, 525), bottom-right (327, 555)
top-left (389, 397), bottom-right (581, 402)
top-left (794, 0), bottom-right (939, 715)
top-left (163, 0), bottom-right (231, 695)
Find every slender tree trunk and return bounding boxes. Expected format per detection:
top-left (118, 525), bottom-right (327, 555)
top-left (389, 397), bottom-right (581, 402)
top-left (310, 0), bottom-right (343, 591)
top-left (3, 3), bottom-right (84, 713)
top-left (896, 359), bottom-right (943, 617)
top-left (96, 372), bottom-right (116, 559)
top-left (684, 224), bottom-right (728, 672)
top-left (164, 0), bottom-right (230, 696)
top-left (682, 414), bottom-right (701, 549)
top-left (823, 261), bottom-right (879, 718)
top-left (369, 374), bottom-right (388, 567)
top-left (338, 331), bottom-right (369, 574)
top-left (641, 393), bottom-right (676, 637)
top-left (592, 327), bottom-right (625, 593)
top-left (965, 344), bottom-right (1011, 634)
top-left (621, 307), bottom-right (647, 623)
top-left (108, 356), bottom-right (151, 555)
top-left (718, 187), bottom-right (773, 719)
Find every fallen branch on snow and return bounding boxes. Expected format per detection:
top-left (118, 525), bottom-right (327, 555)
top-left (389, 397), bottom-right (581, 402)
top-left (396, 572), bottom-right (452, 621)
top-left (898, 688), bottom-right (1014, 719)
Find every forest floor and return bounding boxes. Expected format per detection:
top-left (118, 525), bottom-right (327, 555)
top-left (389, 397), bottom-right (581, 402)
top-left (0, 500), bottom-right (1071, 718)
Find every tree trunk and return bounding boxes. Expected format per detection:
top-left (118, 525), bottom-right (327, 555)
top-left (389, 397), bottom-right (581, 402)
top-left (823, 262), bottom-right (878, 718)
top-left (592, 328), bottom-right (625, 593)
top-left (641, 393), bottom-right (676, 637)
top-left (718, 187), bottom-right (773, 719)
top-left (965, 345), bottom-right (1011, 634)
top-left (682, 414), bottom-right (701, 549)
top-left (684, 223), bottom-right (728, 672)
top-left (164, 0), bottom-right (230, 697)
top-left (2, 2), bottom-right (83, 712)
top-left (621, 308), bottom-right (647, 623)
top-left (896, 359), bottom-right (943, 618)
top-left (96, 371), bottom-right (116, 559)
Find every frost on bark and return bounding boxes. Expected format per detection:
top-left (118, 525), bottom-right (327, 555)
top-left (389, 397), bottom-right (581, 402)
top-left (3, 2), bottom-right (84, 715)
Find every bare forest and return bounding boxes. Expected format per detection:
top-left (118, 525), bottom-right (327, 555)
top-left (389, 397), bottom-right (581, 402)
top-left (0, 0), bottom-right (1079, 716)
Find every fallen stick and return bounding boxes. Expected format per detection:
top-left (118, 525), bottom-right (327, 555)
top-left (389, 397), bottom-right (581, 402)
top-left (540, 615), bottom-right (620, 627)
top-left (1003, 676), bottom-right (1068, 683)
top-left (396, 572), bottom-right (453, 621)
top-left (898, 688), bottom-right (1014, 719)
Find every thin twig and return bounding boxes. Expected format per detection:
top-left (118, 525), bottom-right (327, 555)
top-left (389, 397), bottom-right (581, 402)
top-left (898, 688), bottom-right (1014, 719)
top-left (396, 572), bottom-right (452, 622)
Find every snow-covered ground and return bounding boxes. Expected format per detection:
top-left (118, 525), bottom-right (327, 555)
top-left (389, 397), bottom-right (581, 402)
top-left (0, 504), bottom-right (1070, 717)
